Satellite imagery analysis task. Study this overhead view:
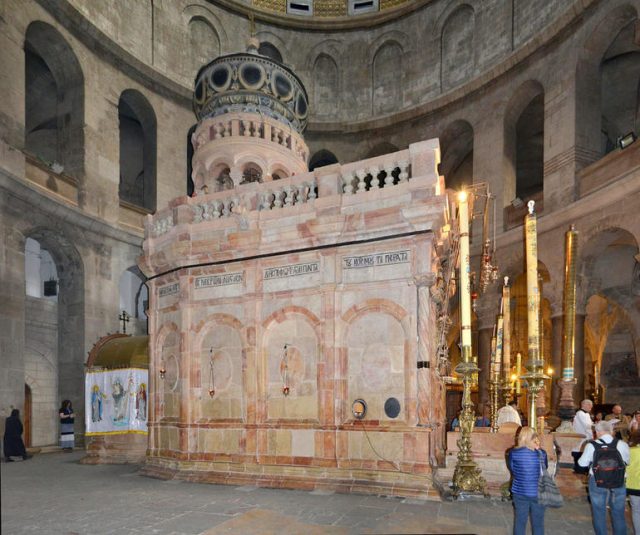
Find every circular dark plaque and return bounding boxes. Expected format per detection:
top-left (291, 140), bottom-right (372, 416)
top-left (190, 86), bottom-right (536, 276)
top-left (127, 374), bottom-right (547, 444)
top-left (384, 397), bottom-right (401, 418)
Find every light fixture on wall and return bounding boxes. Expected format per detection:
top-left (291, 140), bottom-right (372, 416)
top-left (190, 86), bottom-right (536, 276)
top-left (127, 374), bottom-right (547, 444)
top-left (208, 348), bottom-right (215, 397)
top-left (352, 399), bottom-right (367, 420)
top-left (281, 344), bottom-right (290, 396)
top-left (159, 358), bottom-right (166, 379)
top-left (618, 132), bottom-right (637, 150)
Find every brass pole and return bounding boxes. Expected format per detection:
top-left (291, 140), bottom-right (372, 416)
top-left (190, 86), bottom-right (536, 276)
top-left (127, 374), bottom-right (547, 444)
top-left (500, 277), bottom-right (512, 405)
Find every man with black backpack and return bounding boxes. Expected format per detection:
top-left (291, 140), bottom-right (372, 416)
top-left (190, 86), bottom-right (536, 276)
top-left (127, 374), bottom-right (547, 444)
top-left (578, 420), bottom-right (630, 535)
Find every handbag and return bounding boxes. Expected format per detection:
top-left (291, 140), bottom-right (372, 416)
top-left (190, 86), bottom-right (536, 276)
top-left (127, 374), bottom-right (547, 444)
top-left (537, 450), bottom-right (564, 508)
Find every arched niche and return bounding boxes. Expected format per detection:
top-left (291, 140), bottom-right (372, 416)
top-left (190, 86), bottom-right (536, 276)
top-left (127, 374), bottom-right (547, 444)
top-left (258, 42), bottom-right (283, 63)
top-left (24, 21), bottom-right (84, 179)
top-left (313, 54), bottom-right (339, 118)
top-left (118, 89), bottom-right (157, 212)
top-left (189, 16), bottom-right (220, 78)
top-left (194, 315), bottom-right (245, 423)
top-left (156, 325), bottom-right (181, 419)
top-left (440, 5), bottom-right (475, 91)
top-left (372, 41), bottom-right (403, 115)
top-left (262, 309), bottom-right (321, 421)
top-left (119, 266), bottom-right (148, 334)
top-left (439, 119), bottom-right (474, 191)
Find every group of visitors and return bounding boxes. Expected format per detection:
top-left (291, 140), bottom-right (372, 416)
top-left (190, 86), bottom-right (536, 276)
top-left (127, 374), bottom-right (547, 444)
top-left (506, 399), bottom-right (640, 535)
top-left (3, 400), bottom-right (75, 462)
top-left (570, 399), bottom-right (640, 535)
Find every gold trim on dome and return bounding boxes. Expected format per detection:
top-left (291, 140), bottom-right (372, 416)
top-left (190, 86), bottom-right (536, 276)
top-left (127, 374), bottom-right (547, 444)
top-left (380, 0), bottom-right (406, 9)
top-left (253, 0), bottom-right (287, 14)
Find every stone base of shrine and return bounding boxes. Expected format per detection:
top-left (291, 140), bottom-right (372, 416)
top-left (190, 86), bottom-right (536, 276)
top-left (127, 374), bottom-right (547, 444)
top-left (80, 433), bottom-right (148, 464)
top-left (139, 457), bottom-right (439, 500)
top-left (435, 430), bottom-right (558, 497)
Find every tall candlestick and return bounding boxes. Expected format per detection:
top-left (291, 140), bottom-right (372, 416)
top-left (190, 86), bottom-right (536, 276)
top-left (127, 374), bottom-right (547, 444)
top-left (562, 225), bottom-right (578, 380)
top-left (516, 352), bottom-right (522, 395)
top-left (495, 314), bottom-right (504, 382)
top-left (458, 191), bottom-right (472, 354)
top-left (525, 201), bottom-right (540, 368)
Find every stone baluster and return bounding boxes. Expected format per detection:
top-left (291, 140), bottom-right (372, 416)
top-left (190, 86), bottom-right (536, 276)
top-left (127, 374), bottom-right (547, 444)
top-left (384, 163), bottom-right (395, 187)
top-left (211, 200), bottom-right (222, 218)
top-left (286, 134), bottom-right (292, 149)
top-left (355, 169), bottom-right (367, 193)
top-left (284, 185), bottom-right (295, 207)
top-left (209, 125), bottom-right (216, 141)
top-left (273, 188), bottom-right (285, 208)
top-left (201, 203), bottom-right (211, 221)
top-left (398, 160), bottom-right (409, 183)
top-left (308, 178), bottom-right (317, 200)
top-left (368, 165), bottom-right (380, 190)
top-left (260, 191), bottom-right (273, 210)
top-left (298, 183), bottom-right (309, 204)
top-left (342, 171), bottom-right (355, 195)
top-left (263, 122), bottom-right (272, 143)
top-left (222, 198), bottom-right (232, 217)
top-left (193, 204), bottom-right (204, 223)
top-left (231, 119), bottom-right (240, 137)
top-left (241, 120), bottom-right (250, 137)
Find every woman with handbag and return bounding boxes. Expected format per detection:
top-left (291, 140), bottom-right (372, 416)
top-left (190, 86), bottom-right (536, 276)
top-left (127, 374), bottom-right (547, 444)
top-left (508, 427), bottom-right (548, 535)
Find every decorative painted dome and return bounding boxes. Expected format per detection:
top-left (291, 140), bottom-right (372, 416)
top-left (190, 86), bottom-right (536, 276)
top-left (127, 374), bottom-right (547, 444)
top-left (193, 51), bottom-right (309, 133)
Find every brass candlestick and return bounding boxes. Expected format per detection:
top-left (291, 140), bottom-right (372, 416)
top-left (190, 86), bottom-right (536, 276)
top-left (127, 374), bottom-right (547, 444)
top-left (452, 191), bottom-right (487, 496)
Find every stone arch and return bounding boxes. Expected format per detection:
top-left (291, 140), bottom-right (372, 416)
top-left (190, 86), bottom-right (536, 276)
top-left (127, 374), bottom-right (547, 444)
top-left (23, 227), bottom-right (85, 435)
top-left (118, 89), bottom-right (157, 212)
top-left (439, 119), bottom-right (474, 191)
top-left (309, 149), bottom-right (338, 171)
top-left (340, 299), bottom-right (412, 423)
top-left (155, 322), bottom-right (181, 418)
top-left (503, 80), bottom-right (545, 207)
top-left (313, 53), bottom-right (339, 118)
top-left (261, 306), bottom-right (322, 421)
top-left (575, 4), bottom-right (639, 167)
top-left (440, 4), bottom-right (475, 91)
top-left (24, 21), bottom-right (85, 180)
top-left (193, 313), bottom-right (247, 422)
top-left (372, 40), bottom-right (404, 115)
top-left (256, 31), bottom-right (288, 62)
top-left (118, 265), bottom-right (147, 332)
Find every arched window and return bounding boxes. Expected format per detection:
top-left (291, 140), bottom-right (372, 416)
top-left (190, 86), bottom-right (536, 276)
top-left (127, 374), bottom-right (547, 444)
top-left (515, 93), bottom-right (544, 199)
top-left (439, 120), bottom-right (474, 192)
top-left (258, 42), bottom-right (283, 63)
top-left (24, 22), bottom-right (84, 177)
top-left (216, 167), bottom-right (234, 191)
top-left (241, 164), bottom-right (263, 184)
top-left (309, 150), bottom-right (338, 171)
top-left (118, 90), bottom-right (157, 212)
top-left (189, 17), bottom-right (220, 77)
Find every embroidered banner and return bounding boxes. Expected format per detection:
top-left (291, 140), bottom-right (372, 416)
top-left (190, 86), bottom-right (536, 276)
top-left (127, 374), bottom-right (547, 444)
top-left (85, 368), bottom-right (148, 435)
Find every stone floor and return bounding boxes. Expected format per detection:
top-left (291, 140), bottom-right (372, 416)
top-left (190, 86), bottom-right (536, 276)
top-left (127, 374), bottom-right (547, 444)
top-left (0, 451), bottom-right (633, 534)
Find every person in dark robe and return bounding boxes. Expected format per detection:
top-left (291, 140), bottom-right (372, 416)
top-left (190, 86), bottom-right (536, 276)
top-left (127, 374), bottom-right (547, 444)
top-left (3, 409), bottom-right (30, 462)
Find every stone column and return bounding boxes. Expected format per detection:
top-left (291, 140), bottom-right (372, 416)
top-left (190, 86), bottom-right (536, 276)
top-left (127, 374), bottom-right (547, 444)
top-left (574, 313), bottom-right (586, 402)
top-left (477, 327), bottom-right (493, 408)
top-left (550, 313), bottom-right (563, 412)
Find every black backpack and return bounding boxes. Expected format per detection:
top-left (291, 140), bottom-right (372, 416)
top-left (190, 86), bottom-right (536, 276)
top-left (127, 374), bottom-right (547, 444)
top-left (591, 438), bottom-right (626, 488)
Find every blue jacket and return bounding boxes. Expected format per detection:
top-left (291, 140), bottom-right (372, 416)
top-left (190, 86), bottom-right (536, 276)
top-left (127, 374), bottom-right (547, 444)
top-left (509, 447), bottom-right (548, 498)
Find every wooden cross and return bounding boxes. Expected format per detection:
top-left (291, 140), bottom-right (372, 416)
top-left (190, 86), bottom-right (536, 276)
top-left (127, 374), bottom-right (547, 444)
top-left (119, 310), bottom-right (130, 334)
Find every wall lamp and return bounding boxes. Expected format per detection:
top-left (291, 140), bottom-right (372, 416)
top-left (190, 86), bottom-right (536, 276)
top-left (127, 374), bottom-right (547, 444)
top-left (618, 132), bottom-right (637, 150)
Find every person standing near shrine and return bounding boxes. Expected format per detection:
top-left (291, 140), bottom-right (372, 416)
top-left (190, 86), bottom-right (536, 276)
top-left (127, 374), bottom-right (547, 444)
top-left (572, 398), bottom-right (594, 473)
top-left (497, 400), bottom-right (522, 427)
top-left (578, 420), bottom-right (629, 535)
top-left (59, 400), bottom-right (75, 451)
top-left (606, 404), bottom-right (631, 442)
top-left (508, 426), bottom-right (548, 535)
top-left (3, 409), bottom-right (31, 462)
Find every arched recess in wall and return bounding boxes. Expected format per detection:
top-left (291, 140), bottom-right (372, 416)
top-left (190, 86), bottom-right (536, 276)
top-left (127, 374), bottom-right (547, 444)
top-left (258, 42), bottom-right (283, 63)
top-left (187, 124), bottom-right (196, 196)
top-left (24, 21), bottom-right (84, 179)
top-left (372, 41), bottom-right (403, 115)
top-left (119, 266), bottom-right (148, 334)
top-left (313, 54), bottom-right (339, 119)
top-left (189, 16), bottom-right (221, 79)
top-left (365, 142), bottom-right (399, 159)
top-left (503, 80), bottom-right (545, 207)
top-left (309, 150), bottom-right (338, 171)
top-left (24, 228), bottom-right (84, 439)
top-left (439, 120), bottom-right (473, 191)
top-left (575, 5), bottom-right (638, 168)
top-left (118, 89), bottom-right (157, 212)
top-left (156, 324), bottom-right (181, 419)
top-left (440, 4), bottom-right (475, 92)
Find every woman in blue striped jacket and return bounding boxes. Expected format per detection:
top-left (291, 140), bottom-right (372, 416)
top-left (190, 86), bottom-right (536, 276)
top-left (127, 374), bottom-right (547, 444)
top-left (508, 426), bottom-right (548, 535)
